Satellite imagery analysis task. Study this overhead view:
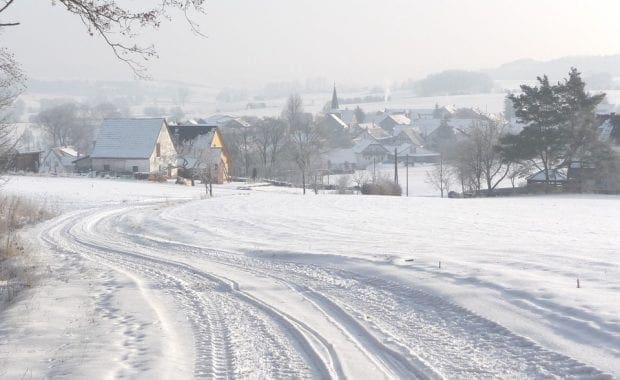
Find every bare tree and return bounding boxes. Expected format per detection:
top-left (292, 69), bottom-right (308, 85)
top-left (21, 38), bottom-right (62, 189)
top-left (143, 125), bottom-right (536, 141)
top-left (0, 0), bottom-right (206, 78)
top-left (230, 125), bottom-right (255, 178)
top-left (284, 95), bottom-right (323, 194)
top-left (451, 137), bottom-right (482, 193)
top-left (505, 161), bottom-right (535, 189)
top-left (426, 155), bottom-right (452, 198)
top-left (35, 101), bottom-right (123, 153)
top-left (176, 133), bottom-right (217, 190)
top-left (36, 103), bottom-right (77, 147)
top-left (451, 121), bottom-right (511, 195)
top-left (351, 170), bottom-right (368, 194)
top-left (0, 47), bottom-right (24, 178)
top-left (254, 117), bottom-right (286, 178)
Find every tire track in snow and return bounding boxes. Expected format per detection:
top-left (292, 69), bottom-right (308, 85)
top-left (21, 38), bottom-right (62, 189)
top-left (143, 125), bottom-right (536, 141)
top-left (77, 207), bottom-right (341, 379)
top-left (123, 203), bottom-right (612, 379)
top-left (107, 205), bottom-right (438, 379)
top-left (41, 205), bottom-right (329, 379)
top-left (41, 201), bottom-right (613, 379)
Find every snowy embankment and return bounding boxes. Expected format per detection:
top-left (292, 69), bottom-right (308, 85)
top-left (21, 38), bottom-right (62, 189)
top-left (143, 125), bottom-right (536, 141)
top-left (1, 176), bottom-right (618, 378)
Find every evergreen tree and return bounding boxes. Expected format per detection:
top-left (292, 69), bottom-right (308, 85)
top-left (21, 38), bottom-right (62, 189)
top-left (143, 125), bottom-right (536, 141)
top-left (498, 69), bottom-right (607, 183)
top-left (556, 68), bottom-right (606, 165)
top-left (353, 106), bottom-right (365, 124)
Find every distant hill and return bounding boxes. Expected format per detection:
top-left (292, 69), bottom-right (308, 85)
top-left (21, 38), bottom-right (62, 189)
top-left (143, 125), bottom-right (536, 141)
top-left (402, 70), bottom-right (495, 96)
top-left (485, 55), bottom-right (620, 80)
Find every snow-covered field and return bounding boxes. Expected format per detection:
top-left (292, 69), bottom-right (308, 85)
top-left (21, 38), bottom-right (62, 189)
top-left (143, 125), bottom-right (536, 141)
top-left (1, 176), bottom-right (618, 378)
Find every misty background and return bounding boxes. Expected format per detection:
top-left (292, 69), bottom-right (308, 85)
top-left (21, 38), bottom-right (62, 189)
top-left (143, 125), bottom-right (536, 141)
top-left (2, 0), bottom-right (620, 86)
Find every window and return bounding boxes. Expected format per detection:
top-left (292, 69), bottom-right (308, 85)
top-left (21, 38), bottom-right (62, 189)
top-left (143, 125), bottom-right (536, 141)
top-left (103, 164), bottom-right (110, 172)
top-left (132, 166), bottom-right (139, 172)
top-left (156, 143), bottom-right (161, 157)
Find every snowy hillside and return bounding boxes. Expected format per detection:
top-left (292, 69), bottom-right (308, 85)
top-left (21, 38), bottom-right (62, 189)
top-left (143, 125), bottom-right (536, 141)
top-left (1, 176), bottom-right (618, 378)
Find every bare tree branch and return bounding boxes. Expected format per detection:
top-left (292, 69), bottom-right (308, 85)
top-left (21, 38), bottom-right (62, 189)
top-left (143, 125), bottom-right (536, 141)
top-left (43, 0), bottom-right (207, 78)
top-left (0, 0), bottom-right (16, 14)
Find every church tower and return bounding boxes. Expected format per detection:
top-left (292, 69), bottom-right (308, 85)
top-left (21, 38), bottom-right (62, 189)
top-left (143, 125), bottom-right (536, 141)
top-left (331, 83), bottom-right (339, 111)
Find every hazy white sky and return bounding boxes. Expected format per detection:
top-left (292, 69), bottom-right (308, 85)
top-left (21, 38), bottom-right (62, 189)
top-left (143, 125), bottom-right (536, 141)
top-left (1, 0), bottom-right (619, 87)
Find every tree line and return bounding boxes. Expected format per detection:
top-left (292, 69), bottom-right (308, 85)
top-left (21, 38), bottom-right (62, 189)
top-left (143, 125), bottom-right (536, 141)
top-left (223, 94), bottom-right (351, 193)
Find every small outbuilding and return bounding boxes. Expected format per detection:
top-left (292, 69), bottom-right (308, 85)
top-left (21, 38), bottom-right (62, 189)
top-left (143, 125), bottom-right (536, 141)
top-left (40, 147), bottom-right (79, 174)
top-left (526, 168), bottom-right (567, 187)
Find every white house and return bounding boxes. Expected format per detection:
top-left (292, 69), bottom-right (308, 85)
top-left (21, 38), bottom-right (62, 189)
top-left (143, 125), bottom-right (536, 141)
top-left (40, 146), bottom-right (79, 174)
top-left (90, 118), bottom-right (177, 176)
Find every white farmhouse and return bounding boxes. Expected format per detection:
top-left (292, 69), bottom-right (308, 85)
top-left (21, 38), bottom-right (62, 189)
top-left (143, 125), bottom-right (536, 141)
top-left (90, 118), bottom-right (177, 176)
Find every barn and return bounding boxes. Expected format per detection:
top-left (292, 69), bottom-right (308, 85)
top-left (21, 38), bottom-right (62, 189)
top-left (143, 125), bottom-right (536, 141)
top-left (90, 118), bottom-right (177, 177)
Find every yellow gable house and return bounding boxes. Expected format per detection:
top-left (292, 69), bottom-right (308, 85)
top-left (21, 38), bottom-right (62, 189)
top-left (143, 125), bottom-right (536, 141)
top-left (168, 124), bottom-right (231, 184)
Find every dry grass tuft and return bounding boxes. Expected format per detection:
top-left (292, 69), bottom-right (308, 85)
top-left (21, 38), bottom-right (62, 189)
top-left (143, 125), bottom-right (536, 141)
top-left (0, 196), bottom-right (56, 305)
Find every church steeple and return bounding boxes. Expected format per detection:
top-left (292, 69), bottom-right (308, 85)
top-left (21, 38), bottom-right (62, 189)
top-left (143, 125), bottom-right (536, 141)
top-left (331, 83), bottom-right (339, 111)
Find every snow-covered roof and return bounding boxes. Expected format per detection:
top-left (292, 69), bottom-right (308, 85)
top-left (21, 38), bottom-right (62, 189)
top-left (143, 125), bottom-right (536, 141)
top-left (442, 105), bottom-right (457, 114)
top-left (91, 118), bottom-right (166, 159)
top-left (200, 114), bottom-right (250, 128)
top-left (387, 114), bottom-right (411, 125)
top-left (327, 113), bottom-right (348, 129)
top-left (412, 119), bottom-right (442, 137)
top-left (170, 125), bottom-right (217, 145)
top-left (43, 146), bottom-right (79, 169)
top-left (353, 139), bottom-right (389, 155)
top-left (357, 122), bottom-right (377, 129)
top-left (527, 168), bottom-right (567, 182)
top-left (57, 146), bottom-right (78, 157)
top-left (201, 114), bottom-right (233, 125)
top-left (408, 108), bottom-right (435, 119)
top-left (393, 126), bottom-right (424, 146)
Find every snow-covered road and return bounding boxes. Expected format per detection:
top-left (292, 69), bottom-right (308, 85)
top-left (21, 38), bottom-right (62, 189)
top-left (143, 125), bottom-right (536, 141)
top-left (1, 177), bottom-right (618, 378)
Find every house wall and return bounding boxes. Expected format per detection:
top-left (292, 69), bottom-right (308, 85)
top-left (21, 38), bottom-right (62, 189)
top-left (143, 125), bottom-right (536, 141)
top-left (149, 124), bottom-right (178, 177)
top-left (91, 158), bottom-right (150, 173)
top-left (212, 159), bottom-right (225, 184)
top-left (41, 152), bottom-right (69, 174)
top-left (211, 130), bottom-right (231, 180)
top-left (74, 158), bottom-right (92, 173)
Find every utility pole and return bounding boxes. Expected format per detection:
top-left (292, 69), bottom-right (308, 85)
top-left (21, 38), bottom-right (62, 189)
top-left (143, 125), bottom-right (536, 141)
top-left (406, 154), bottom-right (409, 197)
top-left (394, 148), bottom-right (398, 184)
top-left (372, 157), bottom-right (376, 183)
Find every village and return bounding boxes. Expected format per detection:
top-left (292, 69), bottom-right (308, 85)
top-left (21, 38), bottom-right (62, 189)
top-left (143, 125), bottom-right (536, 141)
top-left (5, 81), bottom-right (620, 197)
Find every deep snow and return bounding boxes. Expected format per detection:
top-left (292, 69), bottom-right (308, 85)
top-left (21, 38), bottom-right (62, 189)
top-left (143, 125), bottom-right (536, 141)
top-left (1, 175), bottom-right (618, 378)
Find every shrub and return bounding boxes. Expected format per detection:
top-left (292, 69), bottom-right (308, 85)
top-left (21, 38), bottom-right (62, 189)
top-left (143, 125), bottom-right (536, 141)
top-left (148, 173), bottom-right (168, 182)
top-left (336, 175), bottom-right (350, 194)
top-left (361, 178), bottom-right (402, 196)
